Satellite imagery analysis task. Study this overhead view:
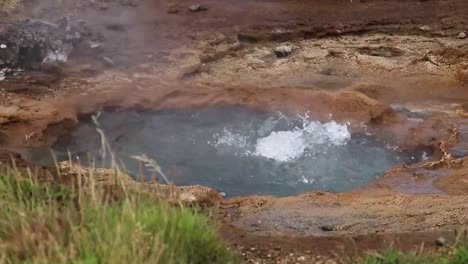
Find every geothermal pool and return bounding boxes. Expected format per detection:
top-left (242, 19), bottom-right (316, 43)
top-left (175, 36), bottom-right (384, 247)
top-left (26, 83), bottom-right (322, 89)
top-left (43, 107), bottom-right (418, 197)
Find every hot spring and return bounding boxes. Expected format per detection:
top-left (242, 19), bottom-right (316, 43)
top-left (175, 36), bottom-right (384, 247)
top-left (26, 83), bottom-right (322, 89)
top-left (35, 107), bottom-right (420, 197)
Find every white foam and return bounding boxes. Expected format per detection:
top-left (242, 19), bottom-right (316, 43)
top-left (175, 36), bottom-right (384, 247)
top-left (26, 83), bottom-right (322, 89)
top-left (254, 120), bottom-right (350, 162)
top-left (255, 129), bottom-right (307, 162)
top-left (210, 113), bottom-right (351, 163)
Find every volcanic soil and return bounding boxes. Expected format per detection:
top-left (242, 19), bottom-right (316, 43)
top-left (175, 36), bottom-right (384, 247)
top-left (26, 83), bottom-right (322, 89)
top-left (1, 0), bottom-right (468, 262)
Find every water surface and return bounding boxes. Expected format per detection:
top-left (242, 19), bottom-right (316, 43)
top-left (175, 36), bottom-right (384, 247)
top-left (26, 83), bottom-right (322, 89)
top-left (42, 107), bottom-right (417, 197)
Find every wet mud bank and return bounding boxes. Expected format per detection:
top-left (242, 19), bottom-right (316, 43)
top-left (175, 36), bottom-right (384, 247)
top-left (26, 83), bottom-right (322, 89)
top-left (1, 0), bottom-right (468, 261)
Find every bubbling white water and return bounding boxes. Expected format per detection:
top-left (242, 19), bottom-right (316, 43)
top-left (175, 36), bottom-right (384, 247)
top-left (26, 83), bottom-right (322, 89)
top-left (213, 112), bottom-right (351, 162)
top-left (254, 120), bottom-right (350, 162)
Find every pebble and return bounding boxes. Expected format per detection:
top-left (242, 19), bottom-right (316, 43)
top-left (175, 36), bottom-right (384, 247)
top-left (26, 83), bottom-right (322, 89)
top-left (189, 4), bottom-right (208, 12)
top-left (273, 45), bottom-right (293, 58)
top-left (88, 41), bottom-right (102, 49)
top-left (0, 44), bottom-right (6, 49)
top-left (458, 32), bottom-right (467, 39)
top-left (101, 56), bottom-right (115, 67)
top-left (320, 225), bottom-right (334, 232)
top-left (419, 25), bottom-right (431, 32)
top-left (435, 237), bottom-right (447, 246)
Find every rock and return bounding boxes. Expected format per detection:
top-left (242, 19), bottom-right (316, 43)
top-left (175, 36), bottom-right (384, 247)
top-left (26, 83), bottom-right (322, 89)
top-left (0, 68), bottom-right (5, 81)
top-left (327, 49), bottom-right (344, 57)
top-left (101, 56), bottom-right (115, 67)
top-left (273, 45), bottom-right (293, 58)
top-left (458, 32), bottom-right (467, 39)
top-left (42, 50), bottom-right (68, 64)
top-left (419, 25), bottom-right (431, 32)
top-left (297, 256), bottom-right (306, 262)
top-left (435, 237), bottom-right (447, 246)
top-left (175, 55), bottom-right (202, 78)
top-left (189, 4), bottom-right (208, 12)
top-left (320, 225), bottom-right (334, 231)
top-left (88, 40), bottom-right (103, 49)
top-left (178, 62), bottom-right (202, 78)
top-left (0, 18), bottom-right (102, 70)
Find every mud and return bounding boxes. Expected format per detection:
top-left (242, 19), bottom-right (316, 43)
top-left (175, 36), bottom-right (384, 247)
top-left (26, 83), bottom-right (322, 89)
top-left (1, 0), bottom-right (468, 262)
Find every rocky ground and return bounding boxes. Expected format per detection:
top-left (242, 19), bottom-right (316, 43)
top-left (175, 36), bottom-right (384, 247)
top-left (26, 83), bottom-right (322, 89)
top-left (1, 0), bottom-right (468, 263)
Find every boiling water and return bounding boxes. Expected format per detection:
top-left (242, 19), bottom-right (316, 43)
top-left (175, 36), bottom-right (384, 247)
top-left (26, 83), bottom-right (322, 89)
top-left (46, 107), bottom-right (417, 197)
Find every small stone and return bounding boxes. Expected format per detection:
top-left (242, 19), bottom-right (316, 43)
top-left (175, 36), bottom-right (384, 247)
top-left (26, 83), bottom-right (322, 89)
top-left (327, 49), bottom-right (343, 57)
top-left (419, 25), bottom-right (431, 32)
top-left (297, 256), bottom-right (306, 262)
top-left (273, 45), bottom-right (293, 58)
top-left (458, 32), bottom-right (467, 39)
top-left (0, 44), bottom-right (6, 49)
top-left (101, 56), bottom-right (115, 67)
top-left (320, 225), bottom-right (334, 231)
top-left (435, 237), bottom-right (447, 246)
top-left (89, 41), bottom-right (103, 49)
top-left (189, 4), bottom-right (208, 12)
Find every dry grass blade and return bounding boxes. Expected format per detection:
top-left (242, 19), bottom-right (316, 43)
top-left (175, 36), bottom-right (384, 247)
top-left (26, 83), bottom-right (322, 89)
top-left (131, 154), bottom-right (171, 185)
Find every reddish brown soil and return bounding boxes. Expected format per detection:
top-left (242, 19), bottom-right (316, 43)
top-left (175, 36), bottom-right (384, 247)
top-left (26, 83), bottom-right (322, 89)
top-left (221, 226), bottom-right (465, 263)
top-left (2, 0), bottom-right (468, 262)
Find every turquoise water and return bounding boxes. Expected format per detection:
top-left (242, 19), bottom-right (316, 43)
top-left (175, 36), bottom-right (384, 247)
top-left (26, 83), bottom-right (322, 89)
top-left (41, 107), bottom-right (418, 197)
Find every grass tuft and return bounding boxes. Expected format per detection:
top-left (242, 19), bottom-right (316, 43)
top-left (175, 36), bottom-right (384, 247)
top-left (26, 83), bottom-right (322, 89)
top-left (0, 0), bottom-right (21, 13)
top-left (0, 164), bottom-right (239, 264)
top-left (363, 244), bottom-right (468, 264)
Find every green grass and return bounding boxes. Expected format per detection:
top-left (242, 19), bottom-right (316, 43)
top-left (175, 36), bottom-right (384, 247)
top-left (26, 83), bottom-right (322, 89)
top-left (362, 245), bottom-right (468, 264)
top-left (0, 0), bottom-right (21, 12)
top-left (0, 165), bottom-right (239, 264)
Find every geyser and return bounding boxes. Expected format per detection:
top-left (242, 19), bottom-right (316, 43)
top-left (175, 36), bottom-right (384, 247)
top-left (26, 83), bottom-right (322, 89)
top-left (41, 107), bottom-right (419, 197)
